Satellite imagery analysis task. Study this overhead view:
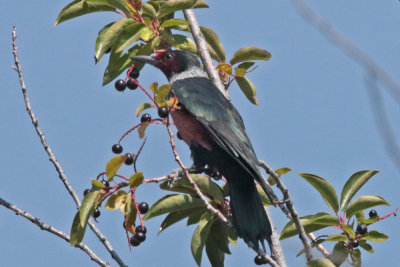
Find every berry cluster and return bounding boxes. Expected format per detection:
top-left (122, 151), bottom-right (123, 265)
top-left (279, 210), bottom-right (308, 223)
top-left (128, 202), bottom-right (149, 247)
top-left (114, 68), bottom-right (140, 92)
top-left (350, 209), bottom-right (378, 248)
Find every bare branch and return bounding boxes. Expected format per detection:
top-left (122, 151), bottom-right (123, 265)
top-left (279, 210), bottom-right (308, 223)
top-left (0, 196), bottom-right (109, 267)
top-left (183, 9), bottom-right (230, 100)
top-left (258, 160), bottom-right (313, 262)
top-left (308, 232), bottom-right (330, 258)
top-left (264, 207), bottom-right (288, 267)
top-left (11, 26), bottom-right (127, 267)
top-left (290, 0), bottom-right (400, 104)
top-left (165, 121), bottom-right (231, 226)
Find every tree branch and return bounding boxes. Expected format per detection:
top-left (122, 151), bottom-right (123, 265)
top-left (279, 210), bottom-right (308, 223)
top-left (258, 160), bottom-right (313, 262)
top-left (11, 26), bottom-right (127, 267)
top-left (0, 196), bottom-right (109, 267)
top-left (183, 9), bottom-right (229, 99)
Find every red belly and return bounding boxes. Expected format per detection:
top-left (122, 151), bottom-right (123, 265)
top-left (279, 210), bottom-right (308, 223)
top-left (171, 110), bottom-right (214, 151)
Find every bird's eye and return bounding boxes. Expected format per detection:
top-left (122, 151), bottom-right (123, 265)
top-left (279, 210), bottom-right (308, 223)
top-left (165, 53), bottom-right (173, 60)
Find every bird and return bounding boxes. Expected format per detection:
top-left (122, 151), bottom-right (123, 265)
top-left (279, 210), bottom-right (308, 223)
top-left (131, 50), bottom-right (273, 252)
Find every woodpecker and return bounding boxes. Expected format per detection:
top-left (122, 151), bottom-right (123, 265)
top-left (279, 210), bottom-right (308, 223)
top-left (131, 50), bottom-right (273, 252)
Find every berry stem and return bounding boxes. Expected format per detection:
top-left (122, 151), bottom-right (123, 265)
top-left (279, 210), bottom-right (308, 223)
top-left (127, 77), bottom-right (159, 108)
top-left (378, 207), bottom-right (399, 221)
top-left (131, 189), bottom-right (144, 227)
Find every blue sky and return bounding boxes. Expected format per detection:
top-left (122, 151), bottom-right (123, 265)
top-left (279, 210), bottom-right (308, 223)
top-left (1, 1), bottom-right (399, 266)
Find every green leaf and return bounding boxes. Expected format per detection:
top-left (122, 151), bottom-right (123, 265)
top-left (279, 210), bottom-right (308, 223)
top-left (105, 190), bottom-right (127, 210)
top-left (113, 22), bottom-right (145, 53)
top-left (217, 63), bottom-right (232, 76)
top-left (355, 210), bottom-right (380, 225)
top-left (280, 212), bottom-right (339, 240)
top-left (91, 179), bottom-right (105, 189)
top-left (138, 121), bottom-right (150, 139)
top-left (70, 210), bottom-right (87, 245)
top-left (142, 2), bottom-right (157, 17)
top-left (158, 207), bottom-right (201, 234)
top-left (267, 167), bottom-right (291, 186)
top-left (349, 248), bottom-right (362, 267)
top-left (193, 0), bottom-right (209, 8)
top-left (330, 242), bottom-right (348, 266)
top-left (326, 234), bottom-right (349, 242)
top-left (306, 258), bottom-right (336, 267)
top-left (140, 27), bottom-right (156, 42)
top-left (235, 76), bottom-right (258, 105)
top-left (345, 195), bottom-right (390, 218)
top-left (200, 26), bottom-right (225, 62)
top-left (148, 82), bottom-right (159, 94)
top-left (55, 0), bottom-right (116, 25)
top-left (155, 84), bottom-right (172, 104)
top-left (173, 34), bottom-right (197, 53)
top-left (205, 230), bottom-right (225, 267)
top-left (129, 172), bottom-right (144, 188)
top-left (187, 208), bottom-right (208, 225)
top-left (95, 18), bottom-right (136, 63)
top-left (135, 103), bottom-right (155, 117)
top-left (256, 184), bottom-right (272, 206)
top-left (340, 170), bottom-right (379, 211)
top-left (227, 227), bottom-right (238, 246)
top-left (230, 46), bottom-right (271, 65)
top-left (208, 219), bottom-right (231, 254)
top-left (161, 19), bottom-right (189, 28)
top-left (299, 173), bottom-right (339, 213)
top-left (159, 174), bottom-right (225, 204)
top-left (87, 0), bottom-right (132, 15)
top-left (191, 212), bottom-right (215, 266)
top-left (234, 62), bottom-right (255, 77)
top-left (342, 224), bottom-right (355, 238)
top-left (363, 230), bottom-right (389, 243)
top-left (105, 155), bottom-right (125, 181)
top-left (359, 240), bottom-right (374, 253)
top-left (158, 0), bottom-right (197, 18)
top-left (142, 194), bottom-right (205, 221)
top-left (79, 190), bottom-right (101, 226)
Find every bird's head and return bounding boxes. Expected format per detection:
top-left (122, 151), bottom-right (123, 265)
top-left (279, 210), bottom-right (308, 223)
top-left (131, 50), bottom-right (202, 81)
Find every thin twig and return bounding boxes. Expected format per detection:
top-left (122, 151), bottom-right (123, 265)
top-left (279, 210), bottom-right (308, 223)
top-left (165, 121), bottom-right (231, 226)
top-left (183, 9), bottom-right (229, 99)
top-left (0, 196), bottom-right (109, 267)
top-left (258, 160), bottom-right (313, 262)
top-left (264, 207), bottom-right (288, 267)
top-left (290, 0), bottom-right (400, 104)
top-left (11, 26), bottom-right (127, 267)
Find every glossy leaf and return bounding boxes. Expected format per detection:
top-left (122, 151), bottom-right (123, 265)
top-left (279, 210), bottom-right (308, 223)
top-left (267, 167), bottom-right (291, 186)
top-left (155, 84), bottom-right (172, 104)
top-left (280, 212), bottom-right (339, 240)
top-left (235, 76), bottom-right (258, 105)
top-left (191, 212), bottom-right (214, 266)
top-left (200, 26), bottom-right (225, 62)
top-left (187, 208), bottom-right (207, 225)
top-left (55, 0), bottom-right (115, 25)
top-left (299, 173), bottom-right (339, 213)
top-left (142, 2), bottom-right (157, 17)
top-left (158, 0), bottom-right (197, 18)
top-left (140, 27), bottom-right (155, 42)
top-left (350, 248), bottom-right (362, 267)
top-left (91, 179), bottom-right (105, 189)
top-left (340, 170), bottom-right (379, 211)
top-left (79, 190), bottom-right (101, 226)
top-left (129, 172), bottom-right (144, 188)
top-left (148, 82), bottom-right (159, 94)
top-left (142, 194), bottom-right (205, 221)
top-left (95, 18), bottom-right (136, 63)
top-left (342, 224), bottom-right (355, 238)
top-left (135, 103), bottom-right (155, 117)
top-left (138, 121), bottom-right (150, 139)
top-left (208, 219), bottom-right (231, 254)
top-left (345, 195), bottom-right (390, 218)
top-left (87, 0), bottom-right (132, 15)
top-left (306, 258), bottom-right (335, 267)
top-left (363, 230), bottom-right (389, 243)
top-left (173, 34), bottom-right (197, 53)
top-left (161, 19), bottom-right (189, 28)
top-left (158, 207), bottom-right (201, 234)
top-left (234, 62), bottom-right (255, 77)
top-left (193, 0), bottom-right (209, 8)
top-left (113, 22), bottom-right (145, 53)
top-left (205, 231), bottom-right (225, 267)
top-left (326, 234), bottom-right (349, 242)
top-left (330, 242), bottom-right (348, 267)
top-left (105, 155), bottom-right (125, 181)
top-left (359, 240), bottom-right (374, 253)
top-left (105, 190), bottom-right (127, 210)
top-left (70, 210), bottom-right (87, 245)
top-left (355, 210), bottom-right (380, 225)
top-left (124, 206), bottom-right (137, 234)
top-left (256, 184), bottom-right (272, 206)
top-left (230, 46), bottom-right (271, 65)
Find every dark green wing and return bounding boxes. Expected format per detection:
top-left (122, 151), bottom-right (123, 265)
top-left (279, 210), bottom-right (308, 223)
top-left (172, 77), bottom-right (263, 183)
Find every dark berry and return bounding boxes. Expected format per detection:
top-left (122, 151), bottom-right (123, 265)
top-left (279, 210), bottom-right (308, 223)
top-left (158, 107), bottom-right (169, 118)
top-left (93, 209), bottom-right (101, 218)
top-left (369, 210), bottom-right (378, 218)
top-left (356, 224), bottom-right (368, 235)
top-left (115, 79), bottom-right (127, 91)
top-left (254, 255), bottom-right (266, 265)
top-left (140, 113), bottom-right (151, 123)
top-left (112, 144), bottom-right (123, 154)
top-left (125, 153), bottom-right (134, 165)
top-left (83, 189), bottom-right (91, 196)
top-left (135, 231), bottom-right (146, 242)
top-left (138, 202), bottom-right (149, 214)
top-left (351, 240), bottom-right (360, 248)
top-left (101, 180), bottom-right (110, 188)
top-left (128, 68), bottom-right (140, 79)
top-left (130, 236), bottom-right (141, 247)
top-left (177, 131), bottom-right (183, 140)
top-left (135, 225), bottom-right (147, 234)
top-left (127, 78), bottom-right (138, 90)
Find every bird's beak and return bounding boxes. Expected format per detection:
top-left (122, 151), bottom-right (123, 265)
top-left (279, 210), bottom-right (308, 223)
top-left (130, 55), bottom-right (158, 66)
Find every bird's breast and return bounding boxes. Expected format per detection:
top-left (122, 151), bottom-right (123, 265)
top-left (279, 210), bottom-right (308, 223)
top-left (170, 109), bottom-right (214, 151)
